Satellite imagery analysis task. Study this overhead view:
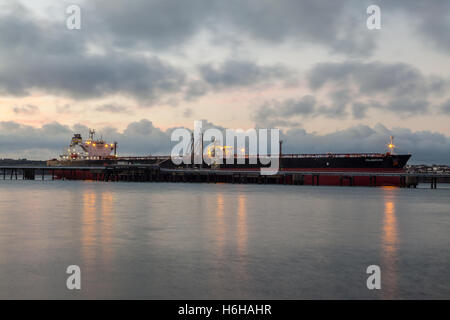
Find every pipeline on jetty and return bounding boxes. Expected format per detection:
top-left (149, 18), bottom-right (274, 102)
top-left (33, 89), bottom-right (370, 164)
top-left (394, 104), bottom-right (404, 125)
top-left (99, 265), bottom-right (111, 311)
top-left (1, 165), bottom-right (449, 189)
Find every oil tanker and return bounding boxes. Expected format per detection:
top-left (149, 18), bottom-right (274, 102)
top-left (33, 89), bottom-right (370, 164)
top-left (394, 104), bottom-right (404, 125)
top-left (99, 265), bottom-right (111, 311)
top-left (47, 130), bottom-right (411, 186)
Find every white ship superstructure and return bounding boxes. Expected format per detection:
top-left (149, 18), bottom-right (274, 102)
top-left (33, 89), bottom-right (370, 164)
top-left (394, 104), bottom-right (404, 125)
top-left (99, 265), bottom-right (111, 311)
top-left (60, 129), bottom-right (117, 160)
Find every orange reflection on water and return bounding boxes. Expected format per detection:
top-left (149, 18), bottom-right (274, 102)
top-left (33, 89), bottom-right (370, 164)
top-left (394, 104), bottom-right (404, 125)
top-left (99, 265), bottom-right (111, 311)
top-left (82, 192), bottom-right (97, 264)
top-left (213, 192), bottom-right (249, 292)
top-left (81, 190), bottom-right (114, 266)
top-left (237, 195), bottom-right (247, 257)
top-left (236, 194), bottom-right (249, 285)
top-left (381, 196), bottom-right (398, 299)
top-left (100, 192), bottom-right (114, 263)
top-left (215, 194), bottom-right (225, 257)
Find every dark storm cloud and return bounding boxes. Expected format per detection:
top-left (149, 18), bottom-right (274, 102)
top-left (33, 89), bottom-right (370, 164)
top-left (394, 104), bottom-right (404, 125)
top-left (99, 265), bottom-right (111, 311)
top-left (91, 0), bottom-right (376, 56)
top-left (0, 2), bottom-right (302, 104)
top-left (2, 120), bottom-right (450, 164)
top-left (92, 0), bottom-right (216, 50)
top-left (2, 1), bottom-right (450, 96)
top-left (0, 3), bottom-right (187, 104)
top-left (255, 60), bottom-right (449, 124)
top-left (90, 0), bottom-right (450, 56)
top-left (217, 0), bottom-right (376, 56)
top-left (308, 61), bottom-right (443, 98)
top-left (0, 4), bottom-right (82, 57)
top-left (377, 0), bottom-right (450, 54)
top-left (0, 43), bottom-right (187, 104)
top-left (198, 60), bottom-right (293, 90)
top-left (307, 61), bottom-right (448, 116)
top-left (2, 1), bottom-right (449, 104)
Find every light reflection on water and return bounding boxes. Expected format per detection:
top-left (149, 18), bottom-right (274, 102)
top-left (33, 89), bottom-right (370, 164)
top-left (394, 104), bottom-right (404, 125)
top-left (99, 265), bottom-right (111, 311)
top-left (381, 189), bottom-right (398, 299)
top-left (236, 195), bottom-right (249, 290)
top-left (212, 193), bottom-right (226, 291)
top-left (82, 192), bottom-right (97, 264)
top-left (100, 192), bottom-right (114, 265)
top-left (0, 181), bottom-right (449, 299)
top-left (215, 193), bottom-right (225, 258)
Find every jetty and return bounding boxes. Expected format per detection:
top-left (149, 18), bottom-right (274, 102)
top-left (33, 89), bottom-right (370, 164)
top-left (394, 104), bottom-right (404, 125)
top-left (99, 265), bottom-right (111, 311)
top-left (1, 165), bottom-right (449, 189)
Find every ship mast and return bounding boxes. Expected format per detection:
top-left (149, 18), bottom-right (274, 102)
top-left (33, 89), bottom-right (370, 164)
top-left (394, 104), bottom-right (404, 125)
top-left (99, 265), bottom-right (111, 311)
top-left (89, 128), bottom-right (95, 140)
top-left (388, 136), bottom-right (396, 154)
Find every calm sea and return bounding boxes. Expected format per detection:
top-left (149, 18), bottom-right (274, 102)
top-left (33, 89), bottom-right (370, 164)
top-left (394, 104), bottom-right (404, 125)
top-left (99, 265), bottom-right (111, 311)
top-left (0, 180), bottom-right (449, 299)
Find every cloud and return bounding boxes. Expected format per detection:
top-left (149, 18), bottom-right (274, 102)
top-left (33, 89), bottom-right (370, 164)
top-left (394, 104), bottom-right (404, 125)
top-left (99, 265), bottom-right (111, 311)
top-left (1, 1), bottom-right (449, 111)
top-left (380, 0), bottom-right (450, 54)
top-left (12, 105), bottom-right (39, 115)
top-left (183, 59), bottom-right (297, 101)
top-left (88, 0), bottom-right (450, 57)
top-left (90, 0), bottom-right (377, 56)
top-left (217, 0), bottom-right (376, 56)
top-left (0, 3), bottom-right (302, 105)
top-left (0, 3), bottom-right (187, 104)
top-left (352, 102), bottom-right (370, 119)
top-left (315, 90), bottom-right (350, 119)
top-left (92, 0), bottom-right (216, 50)
top-left (384, 99), bottom-right (430, 115)
top-left (253, 60), bottom-right (450, 125)
top-left (95, 104), bottom-right (130, 114)
top-left (0, 49), bottom-right (187, 105)
top-left (307, 61), bottom-right (448, 117)
top-left (253, 96), bottom-right (316, 127)
top-left (308, 61), bottom-right (444, 98)
top-left (198, 60), bottom-right (294, 90)
top-left (440, 99), bottom-right (450, 115)
top-left (184, 81), bottom-right (209, 101)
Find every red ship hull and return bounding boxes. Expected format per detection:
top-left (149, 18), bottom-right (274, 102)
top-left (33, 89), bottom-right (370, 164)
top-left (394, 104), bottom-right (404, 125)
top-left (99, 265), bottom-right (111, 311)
top-left (53, 167), bottom-right (406, 187)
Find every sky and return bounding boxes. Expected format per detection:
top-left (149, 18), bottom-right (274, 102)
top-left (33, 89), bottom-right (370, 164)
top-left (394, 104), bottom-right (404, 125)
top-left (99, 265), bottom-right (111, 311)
top-left (1, 0), bottom-right (450, 163)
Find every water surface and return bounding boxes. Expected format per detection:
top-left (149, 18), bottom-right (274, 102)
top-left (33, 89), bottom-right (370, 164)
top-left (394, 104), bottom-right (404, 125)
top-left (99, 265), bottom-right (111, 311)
top-left (0, 181), bottom-right (449, 299)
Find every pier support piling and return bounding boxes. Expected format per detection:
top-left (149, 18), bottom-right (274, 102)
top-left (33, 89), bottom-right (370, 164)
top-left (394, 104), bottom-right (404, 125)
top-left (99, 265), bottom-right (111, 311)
top-left (431, 178), bottom-right (437, 189)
